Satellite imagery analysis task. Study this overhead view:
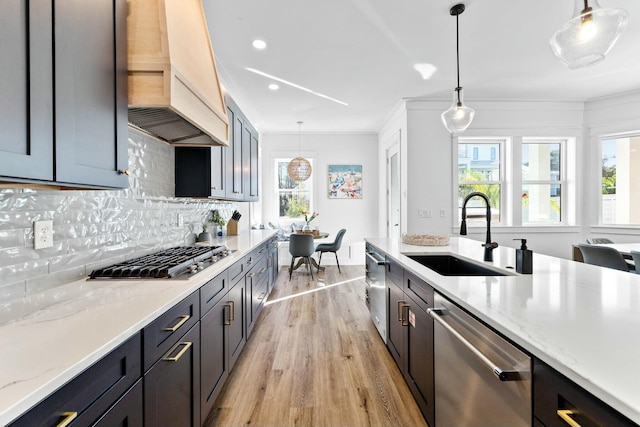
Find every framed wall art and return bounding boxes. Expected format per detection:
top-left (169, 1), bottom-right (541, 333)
top-left (328, 164), bottom-right (362, 199)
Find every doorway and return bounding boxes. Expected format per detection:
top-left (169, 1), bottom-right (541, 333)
top-left (387, 132), bottom-right (401, 239)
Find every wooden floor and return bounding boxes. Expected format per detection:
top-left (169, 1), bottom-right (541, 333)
top-left (204, 265), bottom-right (427, 427)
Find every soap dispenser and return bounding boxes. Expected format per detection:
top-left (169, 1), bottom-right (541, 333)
top-left (513, 239), bottom-right (533, 274)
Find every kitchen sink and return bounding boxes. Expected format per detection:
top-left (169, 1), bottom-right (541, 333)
top-left (406, 254), bottom-right (509, 276)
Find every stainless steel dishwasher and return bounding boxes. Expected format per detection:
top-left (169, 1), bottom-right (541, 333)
top-left (428, 292), bottom-right (531, 427)
top-left (365, 244), bottom-right (386, 343)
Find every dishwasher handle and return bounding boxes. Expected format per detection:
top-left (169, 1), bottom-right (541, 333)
top-left (365, 252), bottom-right (386, 265)
top-left (428, 307), bottom-right (522, 382)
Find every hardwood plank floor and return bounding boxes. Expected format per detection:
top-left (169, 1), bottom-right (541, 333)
top-left (204, 265), bottom-right (427, 427)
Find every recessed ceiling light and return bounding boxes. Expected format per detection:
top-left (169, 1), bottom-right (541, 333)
top-left (413, 63), bottom-right (437, 80)
top-left (245, 67), bottom-right (349, 106)
top-left (252, 39), bottom-right (267, 50)
top-left (268, 83), bottom-right (280, 90)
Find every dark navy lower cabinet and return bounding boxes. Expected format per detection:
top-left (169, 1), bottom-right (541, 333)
top-left (8, 333), bottom-right (142, 427)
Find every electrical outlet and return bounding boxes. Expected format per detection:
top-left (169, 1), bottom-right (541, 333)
top-left (440, 209), bottom-right (446, 218)
top-left (34, 220), bottom-right (53, 249)
top-left (418, 210), bottom-right (427, 218)
top-left (177, 214), bottom-right (184, 227)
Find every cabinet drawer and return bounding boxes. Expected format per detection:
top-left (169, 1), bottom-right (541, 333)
top-left (228, 257), bottom-right (247, 283)
top-left (246, 243), bottom-right (268, 269)
top-left (533, 359), bottom-right (635, 427)
top-left (385, 256), bottom-right (403, 286)
top-left (404, 270), bottom-right (433, 312)
top-left (200, 269), bottom-right (229, 315)
top-left (143, 291), bottom-right (199, 372)
top-left (93, 379), bottom-right (143, 427)
top-left (9, 333), bottom-right (142, 427)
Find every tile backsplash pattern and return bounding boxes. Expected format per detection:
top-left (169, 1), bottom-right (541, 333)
top-left (0, 130), bottom-right (236, 303)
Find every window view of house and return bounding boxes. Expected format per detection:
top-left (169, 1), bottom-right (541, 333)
top-left (458, 140), bottom-right (502, 223)
top-left (601, 135), bottom-right (640, 225)
top-left (522, 141), bottom-right (562, 224)
top-left (276, 159), bottom-right (314, 222)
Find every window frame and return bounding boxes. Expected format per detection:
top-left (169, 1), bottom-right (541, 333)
top-left (455, 135), bottom-right (573, 229)
top-left (521, 138), bottom-right (566, 225)
top-left (274, 157), bottom-right (315, 224)
top-left (598, 131), bottom-right (640, 226)
top-left (456, 137), bottom-right (507, 226)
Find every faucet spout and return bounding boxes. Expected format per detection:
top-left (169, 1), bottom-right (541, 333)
top-left (460, 191), bottom-right (498, 261)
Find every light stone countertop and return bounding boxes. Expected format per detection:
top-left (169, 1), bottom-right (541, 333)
top-left (0, 230), bottom-right (277, 426)
top-left (366, 236), bottom-right (640, 425)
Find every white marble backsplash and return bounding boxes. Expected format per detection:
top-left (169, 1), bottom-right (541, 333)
top-left (0, 129), bottom-right (236, 303)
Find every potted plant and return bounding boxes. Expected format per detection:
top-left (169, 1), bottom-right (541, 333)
top-left (211, 210), bottom-right (226, 237)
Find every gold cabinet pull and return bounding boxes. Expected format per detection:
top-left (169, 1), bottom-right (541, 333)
top-left (224, 303), bottom-right (232, 325)
top-left (163, 341), bottom-right (193, 362)
top-left (400, 304), bottom-right (410, 326)
top-left (56, 411), bottom-right (78, 427)
top-left (229, 300), bottom-right (235, 322)
top-left (557, 410), bottom-right (582, 427)
top-left (163, 314), bottom-right (190, 332)
top-left (117, 169), bottom-right (130, 176)
top-left (258, 268), bottom-right (266, 275)
top-left (247, 272), bottom-right (255, 278)
top-left (258, 293), bottom-right (266, 301)
top-left (397, 300), bottom-right (406, 322)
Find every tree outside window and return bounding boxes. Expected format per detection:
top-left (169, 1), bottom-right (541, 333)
top-left (276, 159), bottom-right (313, 221)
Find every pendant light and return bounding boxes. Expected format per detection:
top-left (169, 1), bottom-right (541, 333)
top-left (549, 0), bottom-right (628, 69)
top-left (287, 121), bottom-right (312, 182)
top-left (441, 3), bottom-right (475, 135)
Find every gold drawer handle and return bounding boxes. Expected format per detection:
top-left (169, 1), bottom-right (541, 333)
top-left (400, 304), bottom-right (410, 326)
top-left (258, 268), bottom-right (266, 275)
top-left (247, 272), bottom-right (255, 278)
top-left (56, 411), bottom-right (78, 427)
top-left (118, 169), bottom-right (130, 176)
top-left (229, 300), bottom-right (235, 322)
top-left (163, 341), bottom-right (193, 362)
top-left (397, 300), bottom-right (406, 322)
top-left (258, 293), bottom-right (266, 301)
top-left (557, 410), bottom-right (582, 427)
top-left (163, 314), bottom-right (190, 332)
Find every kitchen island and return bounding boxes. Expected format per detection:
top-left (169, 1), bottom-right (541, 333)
top-left (0, 230), bottom-right (277, 426)
top-left (366, 236), bottom-right (640, 425)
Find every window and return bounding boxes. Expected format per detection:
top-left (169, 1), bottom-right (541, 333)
top-left (458, 140), bottom-right (503, 224)
top-left (457, 137), bottom-right (571, 227)
top-left (522, 140), bottom-right (563, 224)
top-left (601, 135), bottom-right (640, 225)
top-left (276, 158), bottom-right (314, 222)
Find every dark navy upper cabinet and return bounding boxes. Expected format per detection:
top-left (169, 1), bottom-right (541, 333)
top-left (0, 0), bottom-right (128, 189)
top-left (175, 95), bottom-right (259, 201)
top-left (0, 1), bottom-right (54, 181)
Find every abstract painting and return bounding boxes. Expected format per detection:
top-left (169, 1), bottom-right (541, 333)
top-left (328, 165), bottom-right (362, 199)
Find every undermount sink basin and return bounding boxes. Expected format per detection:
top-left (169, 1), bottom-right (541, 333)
top-left (406, 254), bottom-right (508, 276)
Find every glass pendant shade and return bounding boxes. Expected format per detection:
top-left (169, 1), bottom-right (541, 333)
top-left (287, 157), bottom-right (312, 182)
top-left (550, 0), bottom-right (628, 69)
top-left (441, 88), bottom-right (475, 134)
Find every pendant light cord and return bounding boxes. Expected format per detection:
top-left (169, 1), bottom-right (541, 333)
top-left (456, 12), bottom-right (461, 94)
top-left (297, 121), bottom-right (303, 156)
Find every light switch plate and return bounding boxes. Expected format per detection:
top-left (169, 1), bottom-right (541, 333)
top-left (34, 220), bottom-right (53, 249)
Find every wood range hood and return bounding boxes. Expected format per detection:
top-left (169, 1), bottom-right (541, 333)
top-left (127, 0), bottom-right (229, 146)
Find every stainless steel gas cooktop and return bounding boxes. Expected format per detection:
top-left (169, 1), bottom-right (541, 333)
top-left (89, 245), bottom-right (231, 279)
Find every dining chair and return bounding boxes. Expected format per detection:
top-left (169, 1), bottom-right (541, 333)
top-left (315, 229), bottom-right (346, 273)
top-left (289, 233), bottom-right (315, 280)
top-left (630, 251), bottom-right (640, 274)
top-left (576, 244), bottom-right (631, 272)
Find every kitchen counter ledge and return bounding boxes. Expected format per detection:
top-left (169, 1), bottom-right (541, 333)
top-left (0, 230), bottom-right (276, 426)
top-left (366, 236), bottom-right (640, 425)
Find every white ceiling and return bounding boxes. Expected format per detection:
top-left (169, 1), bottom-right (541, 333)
top-left (203, 0), bottom-right (640, 134)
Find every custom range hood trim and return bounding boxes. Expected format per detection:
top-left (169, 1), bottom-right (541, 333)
top-left (127, 0), bottom-right (229, 146)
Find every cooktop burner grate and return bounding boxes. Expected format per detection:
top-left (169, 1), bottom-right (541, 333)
top-left (89, 245), bottom-right (230, 279)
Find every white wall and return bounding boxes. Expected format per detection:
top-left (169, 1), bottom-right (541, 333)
top-left (260, 132), bottom-right (379, 266)
top-left (380, 98), bottom-right (588, 259)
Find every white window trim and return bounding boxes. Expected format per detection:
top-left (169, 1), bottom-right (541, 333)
top-left (274, 157), bottom-right (315, 224)
top-left (454, 135), bottom-right (575, 229)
